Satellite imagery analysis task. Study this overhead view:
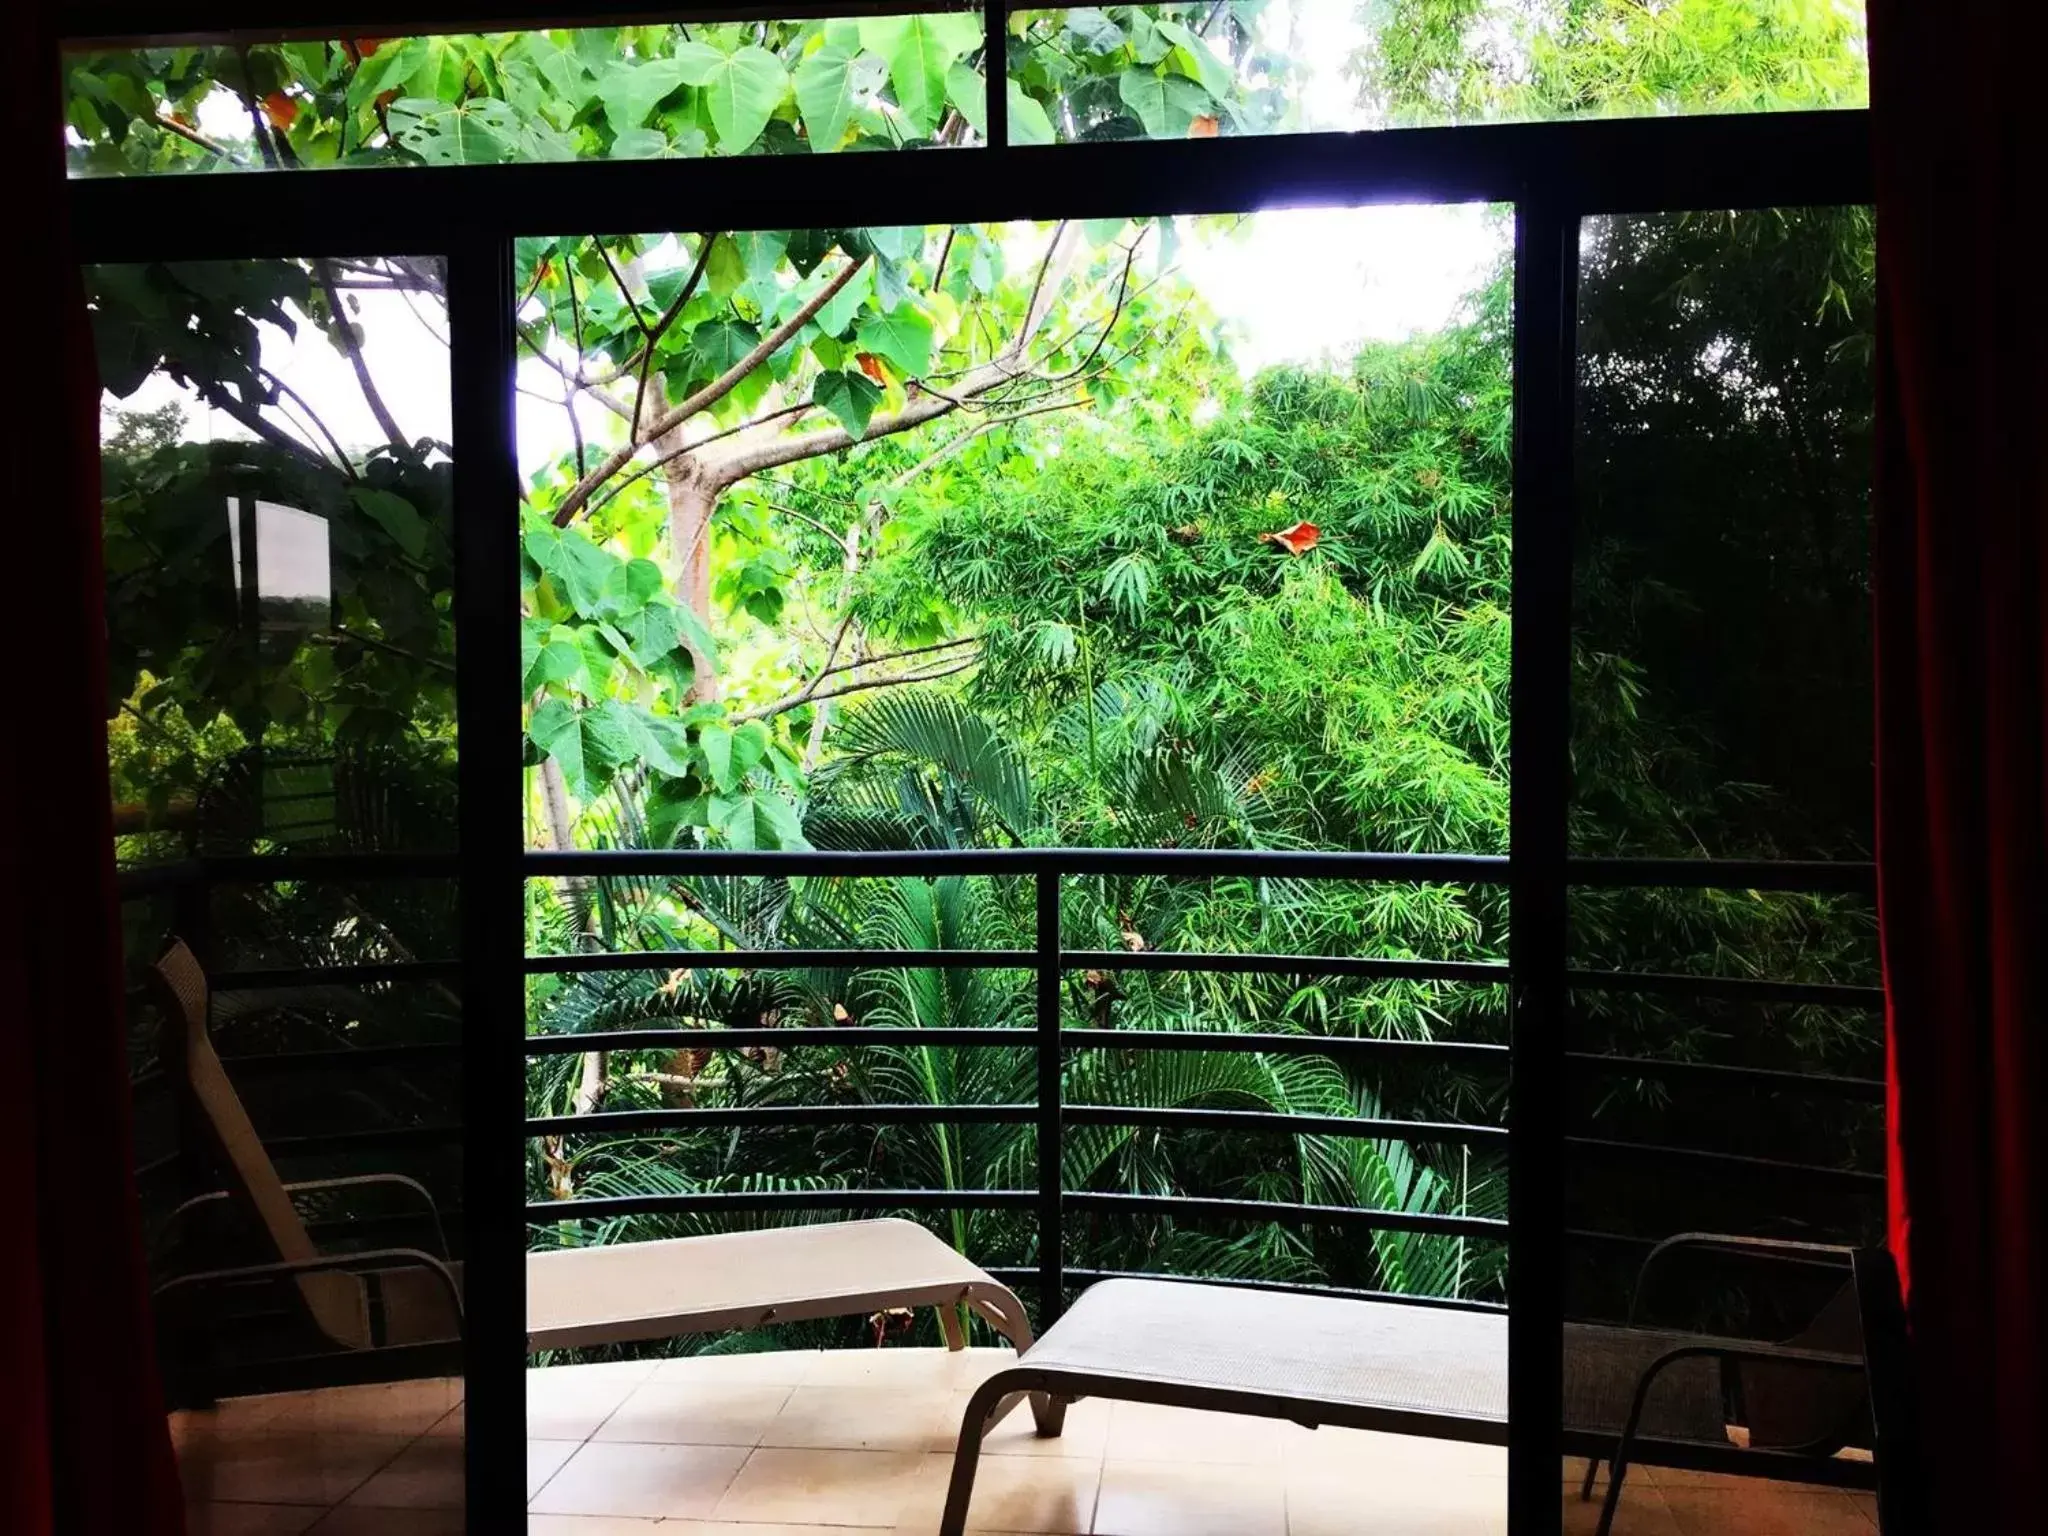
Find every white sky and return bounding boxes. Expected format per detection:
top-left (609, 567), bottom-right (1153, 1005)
top-left (106, 204), bottom-right (1503, 472)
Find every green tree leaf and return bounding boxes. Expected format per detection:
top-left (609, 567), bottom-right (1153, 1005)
top-left (794, 41), bottom-right (858, 150)
top-left (690, 317), bottom-right (763, 377)
top-left (813, 369), bottom-right (883, 439)
top-left (855, 305), bottom-right (934, 379)
top-left (689, 45), bottom-right (788, 150)
top-left (698, 721), bottom-right (735, 791)
top-left (1009, 82), bottom-right (1056, 147)
top-left (859, 13), bottom-right (980, 136)
top-left (351, 487), bottom-right (428, 558)
top-left (595, 58), bottom-right (687, 133)
top-left (1153, 18), bottom-right (1236, 100)
top-left (1116, 69), bottom-right (1210, 138)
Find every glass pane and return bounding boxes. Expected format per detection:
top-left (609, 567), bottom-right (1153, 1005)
top-left (516, 210), bottom-right (1508, 1522)
top-left (94, 255), bottom-right (465, 1518)
top-left (1562, 205), bottom-right (1880, 1484)
top-left (1572, 207), bottom-right (1875, 864)
top-left (1010, 2), bottom-right (1867, 143)
top-left (63, 7), bottom-right (984, 176)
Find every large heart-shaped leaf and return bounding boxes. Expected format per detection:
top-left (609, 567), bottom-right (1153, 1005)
top-left (386, 97), bottom-right (520, 164)
top-left (712, 790), bottom-right (807, 850)
top-left (855, 305), bottom-right (934, 379)
top-left (1117, 69), bottom-right (1211, 139)
top-left (794, 41), bottom-right (858, 150)
top-left (813, 369), bottom-right (883, 439)
top-left (859, 13), bottom-right (980, 137)
top-left (529, 697), bottom-right (637, 800)
top-left (685, 45), bottom-right (788, 151)
top-left (697, 721), bottom-right (735, 791)
top-left (350, 487), bottom-right (429, 558)
top-left (595, 58), bottom-right (687, 133)
top-left (809, 260), bottom-right (874, 339)
top-left (691, 317), bottom-right (763, 377)
top-left (1152, 18), bottom-right (1236, 100)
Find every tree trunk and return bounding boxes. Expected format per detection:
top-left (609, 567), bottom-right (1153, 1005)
top-left (661, 446), bottom-right (720, 699)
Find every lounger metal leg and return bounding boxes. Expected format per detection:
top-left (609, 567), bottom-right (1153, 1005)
top-left (1579, 1451), bottom-right (1602, 1501)
top-left (964, 1282), bottom-right (1060, 1435)
top-left (939, 1378), bottom-right (1004, 1536)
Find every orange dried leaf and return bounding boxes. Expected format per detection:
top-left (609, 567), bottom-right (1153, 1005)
top-left (261, 91), bottom-right (299, 131)
top-left (355, 37), bottom-right (387, 57)
top-left (855, 351), bottom-right (888, 385)
top-left (1188, 115), bottom-right (1220, 138)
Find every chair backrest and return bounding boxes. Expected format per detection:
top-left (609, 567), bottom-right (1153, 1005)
top-left (1738, 1275), bottom-right (1869, 1454)
top-left (152, 939), bottom-right (371, 1350)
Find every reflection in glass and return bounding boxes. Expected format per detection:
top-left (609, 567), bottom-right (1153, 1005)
top-left (95, 255), bottom-right (465, 1520)
top-left (1010, 1), bottom-right (1867, 143)
top-left (63, 9), bottom-right (987, 175)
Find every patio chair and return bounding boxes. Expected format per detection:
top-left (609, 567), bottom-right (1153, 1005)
top-left (1566, 1233), bottom-right (1878, 1535)
top-left (149, 939), bottom-right (464, 1399)
top-left (154, 939), bottom-right (1052, 1415)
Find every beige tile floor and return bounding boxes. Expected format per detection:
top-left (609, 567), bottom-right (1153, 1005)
top-left (172, 1349), bottom-right (1881, 1535)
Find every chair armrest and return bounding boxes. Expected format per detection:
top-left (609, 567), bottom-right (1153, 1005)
top-left (1628, 1232), bottom-right (1856, 1325)
top-left (281, 1173), bottom-right (450, 1257)
top-left (160, 1174), bottom-right (449, 1258)
top-left (152, 1247), bottom-right (464, 1334)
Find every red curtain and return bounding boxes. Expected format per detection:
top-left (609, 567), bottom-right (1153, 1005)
top-left (1, 12), bottom-right (185, 1536)
top-left (1871, 0), bottom-right (2048, 1525)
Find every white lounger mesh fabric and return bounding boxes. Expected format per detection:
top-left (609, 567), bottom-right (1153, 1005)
top-left (527, 1217), bottom-right (1005, 1350)
top-left (1020, 1278), bottom-right (1507, 1428)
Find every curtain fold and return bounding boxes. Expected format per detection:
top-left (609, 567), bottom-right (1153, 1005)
top-left (1870, 0), bottom-right (2048, 1525)
top-left (2, 11), bottom-right (186, 1536)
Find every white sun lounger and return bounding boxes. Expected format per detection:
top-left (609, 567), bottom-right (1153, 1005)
top-left (153, 940), bottom-right (1047, 1405)
top-left (527, 1217), bottom-right (1041, 1366)
top-left (938, 1277), bottom-right (1508, 1535)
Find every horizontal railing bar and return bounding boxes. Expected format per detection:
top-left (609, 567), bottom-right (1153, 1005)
top-left (1565, 1052), bottom-right (1885, 1101)
top-left (217, 1042), bottom-right (465, 1075)
top-left (527, 1188), bottom-right (1036, 1221)
top-left (526, 848), bottom-right (1508, 881)
top-left (527, 1103), bottom-right (1036, 1136)
top-left (1059, 1028), bottom-right (1510, 1065)
top-left (1563, 1229), bottom-right (1866, 1263)
top-left (1566, 1137), bottom-right (1884, 1188)
top-left (525, 948), bottom-right (1031, 974)
top-left (524, 1026), bottom-right (1032, 1056)
top-left (1566, 857), bottom-right (1875, 894)
top-left (1064, 1105), bottom-right (1506, 1147)
top-left (199, 852), bottom-right (462, 882)
top-left (1064, 951), bottom-right (1507, 984)
top-left (263, 1124), bottom-right (464, 1156)
top-left (212, 960), bottom-right (464, 990)
top-left (1060, 1267), bottom-right (1507, 1314)
top-left (1566, 969), bottom-right (1884, 1008)
top-left (1064, 1191), bottom-right (1505, 1240)
top-left (115, 860), bottom-right (205, 898)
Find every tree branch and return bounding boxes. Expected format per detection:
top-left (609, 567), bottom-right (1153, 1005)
top-left (551, 255), bottom-right (871, 525)
top-left (261, 369), bottom-right (357, 476)
top-left (313, 259), bottom-right (407, 450)
top-left (699, 228), bottom-right (1083, 487)
top-left (734, 654), bottom-right (980, 722)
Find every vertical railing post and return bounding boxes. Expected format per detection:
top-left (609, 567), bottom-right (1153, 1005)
top-left (1035, 864), bottom-right (1064, 1325)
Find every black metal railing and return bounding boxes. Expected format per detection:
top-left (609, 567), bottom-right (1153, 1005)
top-left (118, 847), bottom-right (1886, 1331)
top-left (517, 846), bottom-right (1885, 1324)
